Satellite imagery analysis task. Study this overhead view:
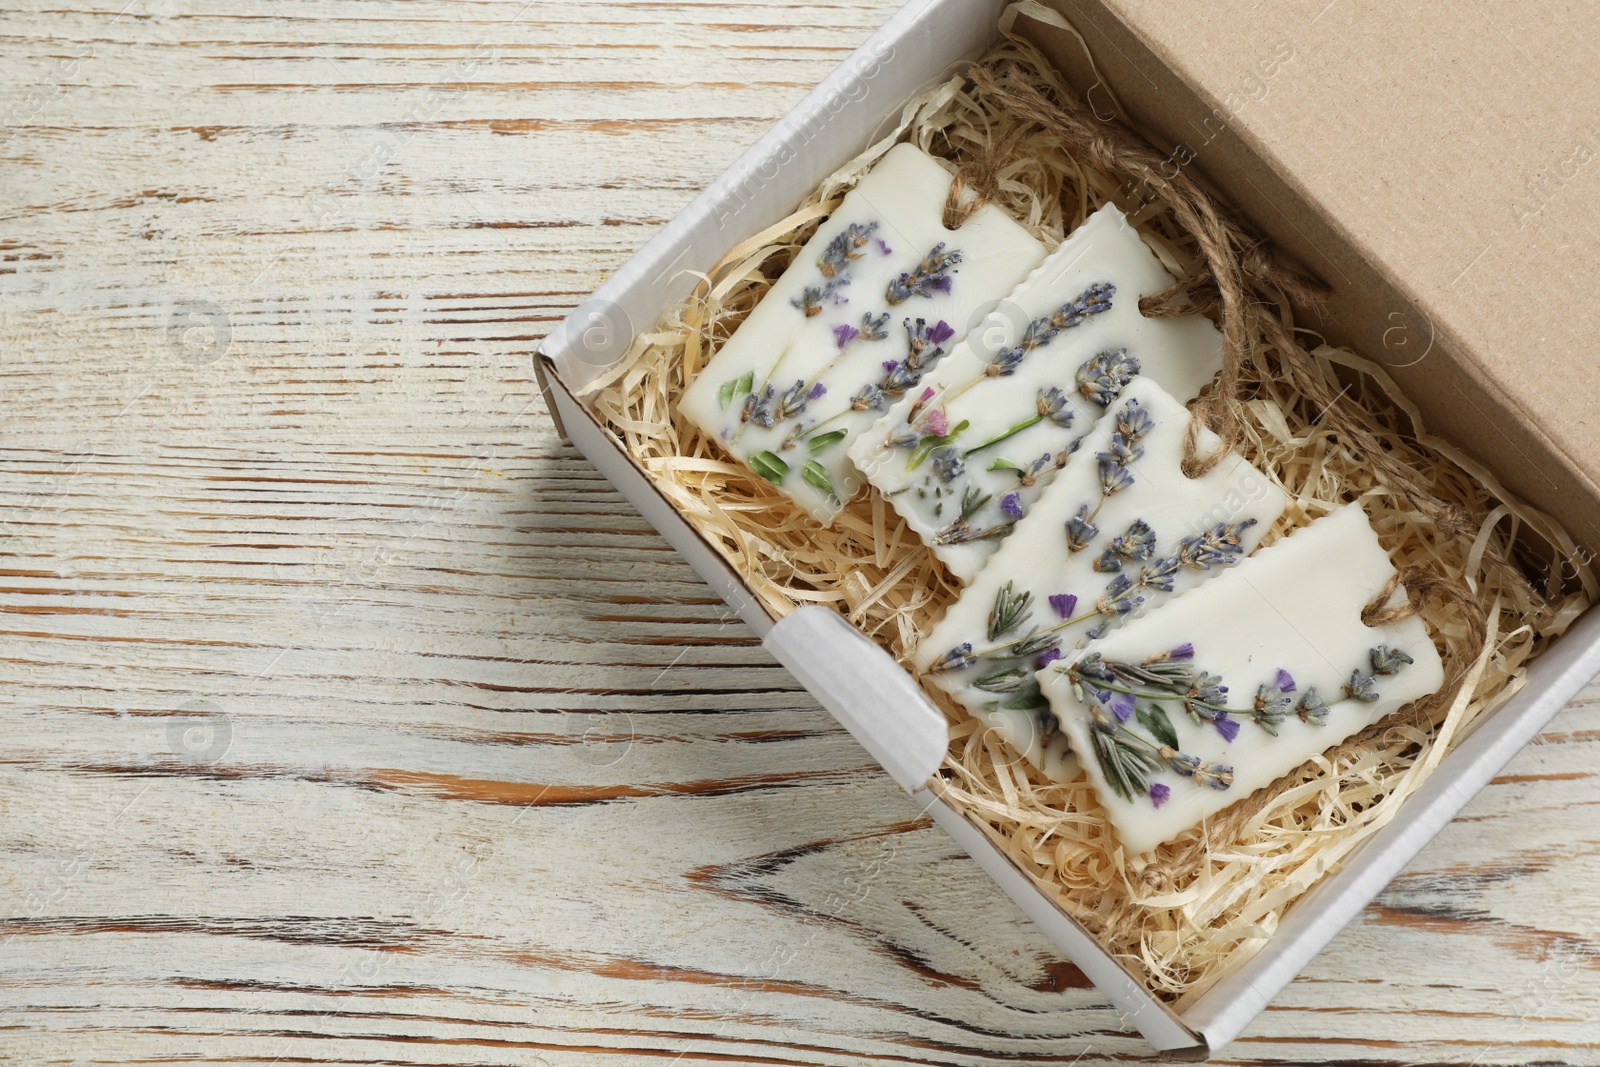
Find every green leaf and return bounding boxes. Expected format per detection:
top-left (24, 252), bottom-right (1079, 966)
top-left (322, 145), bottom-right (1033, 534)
top-left (986, 580), bottom-right (1034, 641)
top-left (1091, 727), bottom-right (1158, 801)
top-left (971, 667), bottom-right (1028, 693)
top-left (958, 485), bottom-right (992, 521)
top-left (986, 456), bottom-right (1026, 474)
top-left (905, 419), bottom-right (970, 471)
top-left (1091, 730), bottom-right (1135, 801)
top-left (750, 451), bottom-right (790, 484)
top-left (800, 460), bottom-right (836, 498)
top-left (806, 429), bottom-right (849, 455)
top-left (718, 371), bottom-right (754, 410)
top-left (1136, 703), bottom-right (1181, 751)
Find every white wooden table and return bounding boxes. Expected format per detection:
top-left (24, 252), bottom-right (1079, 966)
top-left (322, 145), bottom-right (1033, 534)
top-left (3, 2), bottom-right (1599, 1063)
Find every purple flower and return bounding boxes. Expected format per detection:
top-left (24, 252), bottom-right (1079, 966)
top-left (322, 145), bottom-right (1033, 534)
top-left (1213, 714), bottom-right (1240, 743)
top-left (930, 446), bottom-right (963, 483)
top-left (833, 323), bottom-right (860, 349)
top-left (1000, 492), bottom-right (1024, 520)
top-left (930, 642), bottom-right (976, 673)
top-left (1254, 668), bottom-right (1298, 735)
top-left (807, 382), bottom-right (826, 401)
top-left (1149, 783), bottom-right (1170, 809)
top-left (927, 320), bottom-right (956, 345)
top-left (1048, 593), bottom-right (1078, 619)
top-left (923, 408), bottom-right (949, 437)
top-left (876, 238), bottom-right (893, 256)
top-left (918, 386), bottom-right (936, 403)
top-left (930, 274), bottom-right (953, 294)
top-left (882, 360), bottom-right (899, 374)
top-left (1035, 647), bottom-right (1062, 670)
top-left (1100, 689), bottom-right (1135, 723)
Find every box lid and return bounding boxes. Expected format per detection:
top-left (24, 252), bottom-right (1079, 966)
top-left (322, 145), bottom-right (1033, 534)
top-left (1021, 0), bottom-right (1600, 566)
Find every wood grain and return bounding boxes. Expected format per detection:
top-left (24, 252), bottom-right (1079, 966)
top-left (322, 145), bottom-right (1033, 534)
top-left (2, 1), bottom-right (1599, 1063)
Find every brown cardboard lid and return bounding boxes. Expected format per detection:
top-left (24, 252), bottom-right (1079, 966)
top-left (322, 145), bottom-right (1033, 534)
top-left (1022, 0), bottom-right (1600, 561)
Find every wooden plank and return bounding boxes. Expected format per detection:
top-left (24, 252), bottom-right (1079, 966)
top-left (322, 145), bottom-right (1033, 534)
top-left (2, 1), bottom-right (1599, 1063)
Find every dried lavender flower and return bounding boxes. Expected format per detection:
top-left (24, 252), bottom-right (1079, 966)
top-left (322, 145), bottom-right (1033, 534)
top-left (771, 379), bottom-right (814, 423)
top-left (1097, 447), bottom-right (1137, 496)
top-left (1345, 669), bottom-right (1379, 702)
top-left (1096, 573), bottom-right (1144, 617)
top-left (1100, 689), bottom-right (1136, 722)
top-left (886, 242), bottom-right (961, 305)
top-left (1296, 685), bottom-right (1330, 726)
top-left (1048, 592), bottom-right (1079, 619)
top-left (1253, 669), bottom-right (1297, 735)
top-left (930, 446), bottom-right (964, 483)
top-left (1175, 518), bottom-right (1257, 571)
top-left (1065, 504), bottom-right (1099, 553)
top-left (904, 317), bottom-right (955, 362)
top-left (1117, 398), bottom-right (1154, 441)
top-left (819, 221), bottom-right (879, 278)
top-left (929, 642), bottom-right (976, 674)
top-left (859, 310), bottom-right (891, 342)
top-left (1370, 645), bottom-right (1414, 675)
top-left (1074, 347), bottom-right (1141, 406)
top-left (1116, 518), bottom-right (1158, 561)
top-left (743, 382), bottom-right (777, 428)
top-left (1185, 672), bottom-right (1229, 721)
top-left (791, 286), bottom-right (826, 317)
top-left (851, 383), bottom-right (886, 413)
top-left (1137, 556), bottom-right (1180, 594)
top-left (1037, 386), bottom-right (1075, 427)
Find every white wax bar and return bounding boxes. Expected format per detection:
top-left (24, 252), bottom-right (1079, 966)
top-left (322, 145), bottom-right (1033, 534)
top-left (849, 203), bottom-right (1223, 582)
top-left (679, 143), bottom-right (1047, 524)
top-left (1039, 503), bottom-right (1446, 856)
top-left (913, 376), bottom-right (1287, 781)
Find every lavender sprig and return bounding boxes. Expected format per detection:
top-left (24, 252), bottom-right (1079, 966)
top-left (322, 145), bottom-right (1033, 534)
top-left (909, 286), bottom-right (1119, 439)
top-left (1064, 642), bottom-right (1414, 745)
top-left (886, 242), bottom-right (962, 305)
top-left (1060, 640), bottom-right (1422, 806)
top-left (961, 387), bottom-right (1079, 459)
top-left (983, 283), bottom-right (1116, 377)
top-left (1083, 517), bottom-right (1255, 622)
top-left (790, 221), bottom-right (880, 316)
top-left (1094, 519), bottom-right (1158, 573)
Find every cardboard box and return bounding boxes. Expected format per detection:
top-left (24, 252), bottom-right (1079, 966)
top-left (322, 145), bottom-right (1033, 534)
top-left (536, 0), bottom-right (1600, 1054)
